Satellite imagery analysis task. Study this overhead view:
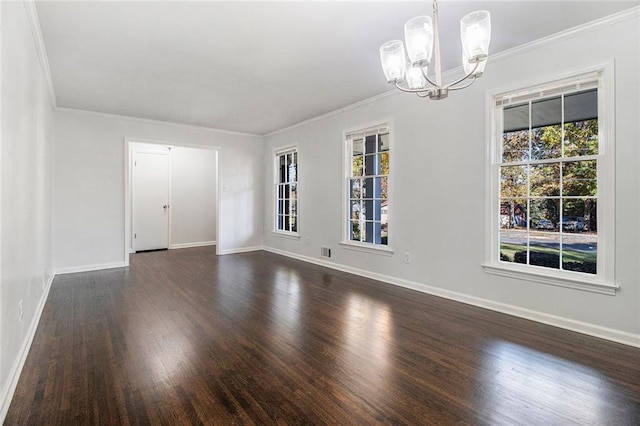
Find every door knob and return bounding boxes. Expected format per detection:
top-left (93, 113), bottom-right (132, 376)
top-left (163, 205), bottom-right (169, 209)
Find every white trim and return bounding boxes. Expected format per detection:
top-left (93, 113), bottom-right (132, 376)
top-left (263, 246), bottom-right (640, 348)
top-left (170, 241), bottom-right (216, 249)
top-left (0, 273), bottom-right (54, 424)
top-left (23, 0), bottom-right (57, 107)
top-left (54, 106), bottom-right (261, 138)
top-left (55, 262), bottom-right (127, 275)
top-left (264, 7), bottom-right (639, 138)
top-left (272, 231), bottom-right (300, 240)
top-left (482, 264), bottom-right (618, 296)
top-left (217, 246), bottom-right (264, 255)
top-left (485, 62), bottom-right (616, 291)
top-left (339, 241), bottom-right (394, 256)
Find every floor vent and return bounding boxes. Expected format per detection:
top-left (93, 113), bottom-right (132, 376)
top-left (321, 247), bottom-right (331, 258)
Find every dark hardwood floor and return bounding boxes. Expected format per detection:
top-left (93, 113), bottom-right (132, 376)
top-left (5, 247), bottom-right (640, 425)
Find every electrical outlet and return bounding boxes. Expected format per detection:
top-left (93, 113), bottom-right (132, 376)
top-left (404, 252), bottom-right (412, 264)
top-left (19, 300), bottom-right (24, 321)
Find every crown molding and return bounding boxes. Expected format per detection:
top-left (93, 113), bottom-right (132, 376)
top-left (53, 106), bottom-right (262, 139)
top-left (266, 5), bottom-right (640, 138)
top-left (23, 0), bottom-right (57, 107)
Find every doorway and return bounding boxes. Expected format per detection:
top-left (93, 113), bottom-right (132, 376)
top-left (125, 139), bottom-right (219, 262)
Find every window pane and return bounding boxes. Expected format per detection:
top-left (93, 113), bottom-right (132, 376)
top-left (500, 165), bottom-right (527, 198)
top-left (529, 230), bottom-right (560, 270)
top-left (563, 160), bottom-right (596, 197)
top-left (532, 96), bottom-right (561, 128)
top-left (378, 133), bottom-right (390, 152)
top-left (364, 221), bottom-right (375, 243)
top-left (277, 215), bottom-right (284, 230)
top-left (352, 156), bottom-right (363, 176)
top-left (278, 184), bottom-right (284, 199)
top-left (283, 184), bottom-right (290, 200)
top-left (365, 135), bottom-right (376, 155)
top-left (531, 199), bottom-right (560, 232)
top-left (562, 234), bottom-right (596, 274)
top-left (284, 199), bottom-right (290, 216)
top-left (499, 198), bottom-right (527, 262)
top-left (290, 183), bottom-right (297, 202)
top-left (284, 215), bottom-right (290, 231)
top-left (364, 178), bottom-right (375, 199)
top-left (288, 157), bottom-right (297, 183)
top-left (564, 120), bottom-right (598, 157)
top-left (530, 163), bottom-right (560, 197)
top-left (379, 152), bottom-right (390, 175)
top-left (372, 200), bottom-right (382, 221)
top-left (531, 125), bottom-right (561, 160)
top-left (364, 154), bottom-right (377, 176)
top-left (380, 176), bottom-right (388, 199)
top-left (503, 103), bottom-right (529, 133)
top-left (291, 219), bottom-right (297, 233)
top-left (350, 200), bottom-right (362, 220)
top-left (363, 199), bottom-right (375, 220)
top-left (353, 139), bottom-right (364, 156)
top-left (562, 198), bottom-right (595, 232)
top-left (279, 155), bottom-right (286, 183)
top-left (502, 130), bottom-right (529, 163)
top-left (350, 179), bottom-right (361, 199)
top-left (350, 221), bottom-right (362, 241)
top-left (381, 202), bottom-right (389, 245)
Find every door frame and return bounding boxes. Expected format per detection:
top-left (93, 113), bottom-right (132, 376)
top-left (124, 137), bottom-right (221, 266)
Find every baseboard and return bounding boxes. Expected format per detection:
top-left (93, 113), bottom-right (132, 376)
top-left (54, 261), bottom-right (128, 275)
top-left (170, 241), bottom-right (216, 250)
top-left (0, 272), bottom-right (54, 424)
top-left (218, 245), bottom-right (264, 255)
top-left (263, 246), bottom-right (640, 349)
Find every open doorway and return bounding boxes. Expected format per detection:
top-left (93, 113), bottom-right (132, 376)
top-left (124, 139), bottom-right (219, 262)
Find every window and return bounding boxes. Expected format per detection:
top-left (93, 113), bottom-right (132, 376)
top-left (487, 69), bottom-right (616, 292)
top-left (275, 147), bottom-right (298, 234)
top-left (345, 125), bottom-right (390, 246)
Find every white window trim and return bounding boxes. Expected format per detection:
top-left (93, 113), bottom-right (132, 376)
top-left (483, 61), bottom-right (618, 295)
top-left (273, 145), bottom-right (300, 237)
top-left (341, 120), bottom-right (394, 254)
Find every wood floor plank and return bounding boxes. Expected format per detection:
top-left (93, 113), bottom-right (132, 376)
top-left (5, 247), bottom-right (640, 425)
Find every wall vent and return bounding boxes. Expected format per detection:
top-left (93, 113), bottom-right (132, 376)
top-left (321, 247), bottom-right (331, 258)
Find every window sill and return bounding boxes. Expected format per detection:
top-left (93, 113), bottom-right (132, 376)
top-left (339, 241), bottom-right (394, 256)
top-left (272, 231), bottom-right (300, 241)
top-left (482, 262), bottom-right (619, 295)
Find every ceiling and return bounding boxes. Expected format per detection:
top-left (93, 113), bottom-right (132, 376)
top-left (35, 1), bottom-right (639, 135)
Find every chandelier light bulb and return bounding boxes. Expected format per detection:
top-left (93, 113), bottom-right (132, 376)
top-left (379, 40), bottom-right (407, 83)
top-left (404, 16), bottom-right (434, 67)
top-left (460, 10), bottom-right (491, 62)
top-left (406, 65), bottom-right (427, 89)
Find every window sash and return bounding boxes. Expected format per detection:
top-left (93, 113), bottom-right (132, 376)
top-left (275, 148), bottom-right (298, 234)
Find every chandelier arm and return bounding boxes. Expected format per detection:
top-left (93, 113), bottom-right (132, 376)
top-left (416, 92), bottom-right (432, 98)
top-left (394, 81), bottom-right (433, 94)
top-left (448, 75), bottom-right (479, 91)
top-left (447, 61), bottom-right (480, 89)
top-left (419, 67), bottom-right (440, 88)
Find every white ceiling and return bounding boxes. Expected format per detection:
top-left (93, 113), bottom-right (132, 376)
top-left (35, 1), bottom-right (639, 135)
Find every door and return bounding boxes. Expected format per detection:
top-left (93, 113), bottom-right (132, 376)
top-left (133, 151), bottom-right (170, 251)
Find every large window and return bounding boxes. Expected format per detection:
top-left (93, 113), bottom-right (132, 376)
top-left (275, 147), bottom-right (298, 234)
top-left (345, 125), bottom-right (389, 246)
top-left (487, 70), bottom-right (616, 292)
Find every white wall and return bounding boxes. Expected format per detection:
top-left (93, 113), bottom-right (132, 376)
top-left (0, 1), bottom-right (54, 419)
top-left (53, 110), bottom-right (263, 272)
top-left (170, 146), bottom-right (217, 247)
top-left (263, 14), bottom-right (640, 344)
top-left (129, 142), bottom-right (217, 249)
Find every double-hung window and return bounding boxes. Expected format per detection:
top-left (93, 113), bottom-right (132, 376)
top-left (486, 69), bottom-right (616, 293)
top-left (275, 147), bottom-right (298, 234)
top-left (345, 125), bottom-right (390, 247)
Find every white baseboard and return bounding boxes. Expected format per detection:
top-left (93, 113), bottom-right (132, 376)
top-left (0, 273), bottom-right (54, 424)
top-left (170, 241), bottom-right (216, 250)
top-left (263, 246), bottom-right (640, 348)
top-left (218, 245), bottom-right (264, 255)
top-left (54, 261), bottom-right (128, 275)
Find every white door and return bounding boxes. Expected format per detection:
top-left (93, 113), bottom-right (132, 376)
top-left (133, 151), bottom-right (170, 251)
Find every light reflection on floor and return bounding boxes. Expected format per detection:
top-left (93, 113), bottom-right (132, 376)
top-left (340, 293), bottom-right (394, 402)
top-left (271, 268), bottom-right (302, 337)
top-left (474, 340), bottom-right (633, 424)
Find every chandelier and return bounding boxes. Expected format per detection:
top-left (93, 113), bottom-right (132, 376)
top-left (379, 0), bottom-right (491, 100)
